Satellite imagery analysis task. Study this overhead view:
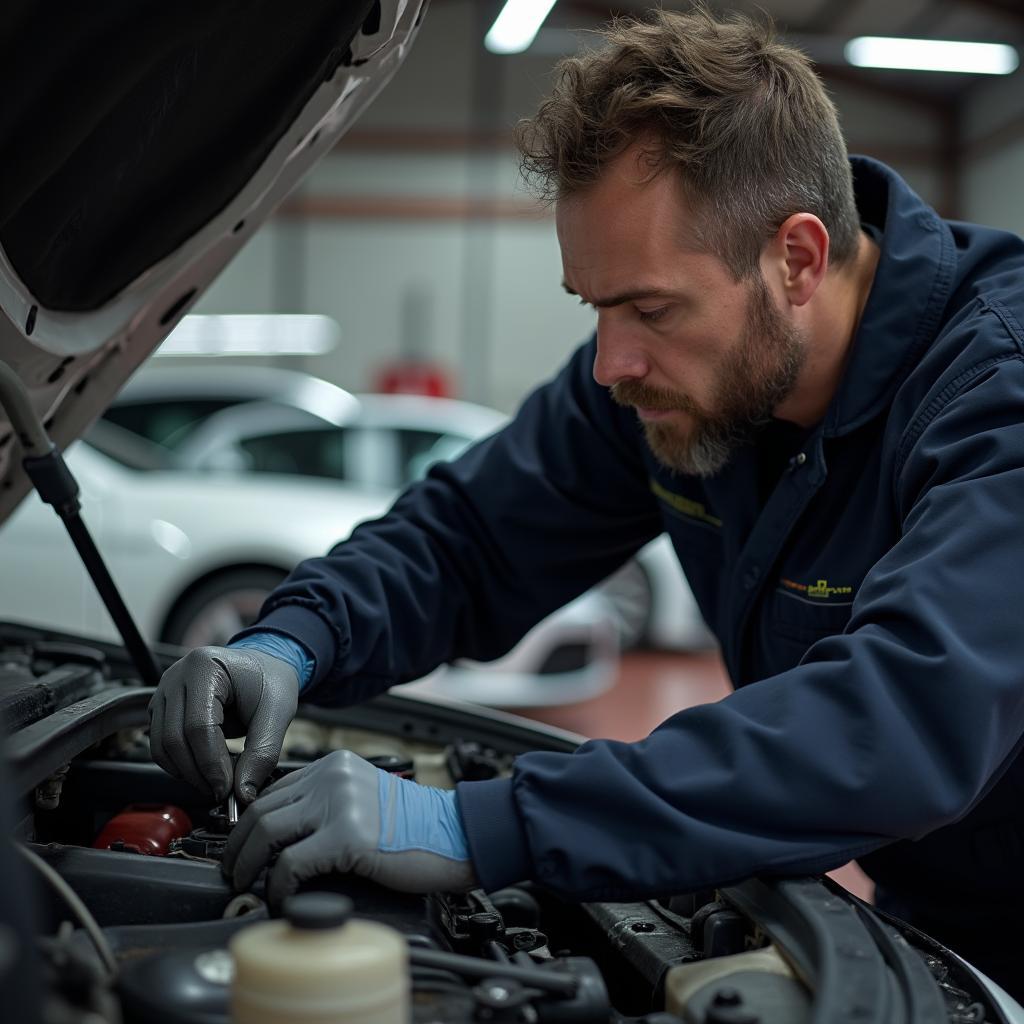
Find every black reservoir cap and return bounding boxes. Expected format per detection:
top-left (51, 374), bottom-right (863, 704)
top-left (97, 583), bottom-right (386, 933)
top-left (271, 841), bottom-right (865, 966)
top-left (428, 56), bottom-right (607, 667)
top-left (284, 893), bottom-right (354, 931)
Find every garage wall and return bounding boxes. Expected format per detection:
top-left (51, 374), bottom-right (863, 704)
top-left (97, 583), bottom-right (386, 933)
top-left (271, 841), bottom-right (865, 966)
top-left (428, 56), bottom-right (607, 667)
top-left (960, 72), bottom-right (1024, 235)
top-left (193, 1), bottom-right (955, 413)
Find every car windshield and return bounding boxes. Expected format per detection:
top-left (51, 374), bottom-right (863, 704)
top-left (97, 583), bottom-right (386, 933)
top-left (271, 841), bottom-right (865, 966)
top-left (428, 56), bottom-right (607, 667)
top-left (83, 419), bottom-right (182, 471)
top-left (102, 398), bottom-right (242, 449)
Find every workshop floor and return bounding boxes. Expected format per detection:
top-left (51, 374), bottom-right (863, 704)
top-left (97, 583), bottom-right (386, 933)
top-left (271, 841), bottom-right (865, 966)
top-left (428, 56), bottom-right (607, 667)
top-left (510, 649), bottom-right (874, 902)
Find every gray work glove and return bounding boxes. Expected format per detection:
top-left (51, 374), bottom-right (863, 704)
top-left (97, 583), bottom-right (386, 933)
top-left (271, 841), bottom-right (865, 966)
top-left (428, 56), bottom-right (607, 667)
top-left (222, 749), bottom-right (478, 907)
top-left (148, 646), bottom-right (299, 804)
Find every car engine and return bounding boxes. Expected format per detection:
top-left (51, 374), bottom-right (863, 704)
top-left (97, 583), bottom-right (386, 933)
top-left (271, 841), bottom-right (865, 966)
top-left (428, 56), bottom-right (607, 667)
top-left (2, 622), bottom-right (1009, 1024)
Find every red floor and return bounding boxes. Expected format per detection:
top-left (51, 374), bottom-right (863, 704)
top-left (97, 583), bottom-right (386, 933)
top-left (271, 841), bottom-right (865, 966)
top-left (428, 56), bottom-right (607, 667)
top-left (510, 650), bottom-right (874, 902)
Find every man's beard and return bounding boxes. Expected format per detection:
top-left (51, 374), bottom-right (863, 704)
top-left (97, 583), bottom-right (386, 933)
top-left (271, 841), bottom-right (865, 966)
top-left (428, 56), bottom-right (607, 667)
top-left (611, 275), bottom-right (806, 477)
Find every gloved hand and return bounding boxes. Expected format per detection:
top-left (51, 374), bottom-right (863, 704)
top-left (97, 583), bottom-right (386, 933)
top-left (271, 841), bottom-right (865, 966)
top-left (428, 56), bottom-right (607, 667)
top-left (222, 749), bottom-right (478, 906)
top-left (148, 646), bottom-right (299, 804)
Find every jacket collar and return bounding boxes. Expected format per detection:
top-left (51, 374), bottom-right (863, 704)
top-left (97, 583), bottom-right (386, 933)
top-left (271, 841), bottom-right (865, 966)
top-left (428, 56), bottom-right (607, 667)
top-left (822, 156), bottom-right (956, 438)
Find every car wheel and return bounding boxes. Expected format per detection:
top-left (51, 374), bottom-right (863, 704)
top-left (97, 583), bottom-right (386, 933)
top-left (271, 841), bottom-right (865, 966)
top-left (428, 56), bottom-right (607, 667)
top-left (161, 568), bottom-right (287, 648)
top-left (601, 559), bottom-right (654, 650)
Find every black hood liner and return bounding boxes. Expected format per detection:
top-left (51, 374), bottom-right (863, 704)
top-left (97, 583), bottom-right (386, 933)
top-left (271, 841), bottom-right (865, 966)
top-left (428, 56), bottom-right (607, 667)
top-left (0, 0), bottom-right (379, 312)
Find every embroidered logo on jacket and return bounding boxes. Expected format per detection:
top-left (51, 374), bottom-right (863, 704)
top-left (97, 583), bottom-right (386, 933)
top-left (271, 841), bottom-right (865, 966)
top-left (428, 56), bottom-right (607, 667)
top-left (780, 577), bottom-right (854, 600)
top-left (649, 480), bottom-right (722, 528)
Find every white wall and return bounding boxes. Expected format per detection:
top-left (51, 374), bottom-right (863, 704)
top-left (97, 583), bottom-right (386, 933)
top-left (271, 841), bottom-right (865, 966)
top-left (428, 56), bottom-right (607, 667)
top-left (961, 72), bottom-right (1024, 236)
top-left (193, 150), bottom-right (598, 411)
top-left (963, 141), bottom-right (1024, 236)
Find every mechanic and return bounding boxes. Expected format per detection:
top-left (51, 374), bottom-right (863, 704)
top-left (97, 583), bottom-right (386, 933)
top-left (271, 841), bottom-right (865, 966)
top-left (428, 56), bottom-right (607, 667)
top-left (148, 8), bottom-right (1024, 995)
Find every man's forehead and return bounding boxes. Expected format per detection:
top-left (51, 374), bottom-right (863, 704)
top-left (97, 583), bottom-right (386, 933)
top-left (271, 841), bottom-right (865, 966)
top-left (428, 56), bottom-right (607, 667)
top-left (558, 221), bottom-right (728, 307)
top-left (556, 166), bottom-right (705, 263)
top-left (556, 161), bottom-right (672, 221)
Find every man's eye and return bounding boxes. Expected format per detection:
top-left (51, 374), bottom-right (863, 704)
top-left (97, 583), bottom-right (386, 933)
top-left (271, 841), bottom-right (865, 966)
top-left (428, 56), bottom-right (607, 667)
top-left (637, 306), bottom-right (669, 323)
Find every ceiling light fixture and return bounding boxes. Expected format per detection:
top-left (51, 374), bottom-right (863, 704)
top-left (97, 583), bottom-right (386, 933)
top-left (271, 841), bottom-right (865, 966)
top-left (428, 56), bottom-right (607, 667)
top-left (485, 0), bottom-right (559, 55)
top-left (845, 36), bottom-right (1018, 75)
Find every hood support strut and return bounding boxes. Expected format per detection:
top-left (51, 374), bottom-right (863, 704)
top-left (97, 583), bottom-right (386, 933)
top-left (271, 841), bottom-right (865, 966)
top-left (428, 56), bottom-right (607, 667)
top-left (0, 360), bottom-right (160, 687)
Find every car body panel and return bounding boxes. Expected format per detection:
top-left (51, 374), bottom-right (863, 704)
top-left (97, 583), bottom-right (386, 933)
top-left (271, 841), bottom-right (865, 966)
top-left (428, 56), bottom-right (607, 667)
top-left (0, 441), bottom-right (391, 641)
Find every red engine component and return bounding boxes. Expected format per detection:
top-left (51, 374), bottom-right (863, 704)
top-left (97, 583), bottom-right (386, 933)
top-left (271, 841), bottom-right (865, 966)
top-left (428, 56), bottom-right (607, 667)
top-left (92, 804), bottom-right (193, 856)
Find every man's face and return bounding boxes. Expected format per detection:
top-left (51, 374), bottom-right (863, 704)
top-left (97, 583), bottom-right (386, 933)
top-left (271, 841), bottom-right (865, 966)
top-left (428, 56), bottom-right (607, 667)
top-left (556, 149), bottom-right (807, 476)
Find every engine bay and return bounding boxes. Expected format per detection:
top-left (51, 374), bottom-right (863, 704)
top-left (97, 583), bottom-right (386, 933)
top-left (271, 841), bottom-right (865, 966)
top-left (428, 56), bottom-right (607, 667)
top-left (2, 622), bottom-right (1009, 1024)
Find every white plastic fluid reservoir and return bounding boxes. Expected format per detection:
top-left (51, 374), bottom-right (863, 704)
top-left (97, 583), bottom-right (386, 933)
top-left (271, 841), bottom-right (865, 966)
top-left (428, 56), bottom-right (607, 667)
top-left (229, 892), bottom-right (409, 1024)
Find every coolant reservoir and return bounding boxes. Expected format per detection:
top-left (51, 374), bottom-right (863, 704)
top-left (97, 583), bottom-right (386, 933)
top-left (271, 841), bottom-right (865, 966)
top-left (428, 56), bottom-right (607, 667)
top-left (229, 893), bottom-right (409, 1024)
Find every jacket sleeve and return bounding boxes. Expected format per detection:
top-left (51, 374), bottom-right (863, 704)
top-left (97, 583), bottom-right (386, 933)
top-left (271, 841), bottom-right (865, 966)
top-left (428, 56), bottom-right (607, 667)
top-left (458, 353), bottom-right (1024, 901)
top-left (233, 337), bottom-right (662, 704)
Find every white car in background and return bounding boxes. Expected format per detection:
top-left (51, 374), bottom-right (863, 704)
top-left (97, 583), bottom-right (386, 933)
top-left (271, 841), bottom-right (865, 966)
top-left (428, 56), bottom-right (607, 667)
top-left (105, 363), bottom-right (715, 651)
top-left (0, 429), bottom-right (618, 707)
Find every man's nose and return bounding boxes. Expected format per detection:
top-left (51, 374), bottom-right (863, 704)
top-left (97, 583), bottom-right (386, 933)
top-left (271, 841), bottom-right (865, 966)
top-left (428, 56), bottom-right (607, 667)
top-left (592, 318), bottom-right (649, 388)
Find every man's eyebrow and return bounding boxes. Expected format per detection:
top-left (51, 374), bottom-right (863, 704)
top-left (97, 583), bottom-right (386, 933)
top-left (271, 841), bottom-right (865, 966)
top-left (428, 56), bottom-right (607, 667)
top-left (561, 282), bottom-right (672, 309)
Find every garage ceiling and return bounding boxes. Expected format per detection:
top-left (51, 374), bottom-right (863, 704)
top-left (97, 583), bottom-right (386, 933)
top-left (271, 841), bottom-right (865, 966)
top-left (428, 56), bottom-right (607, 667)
top-left (489, 0), bottom-right (1024, 103)
top-left (332, 0), bottom-right (1023, 221)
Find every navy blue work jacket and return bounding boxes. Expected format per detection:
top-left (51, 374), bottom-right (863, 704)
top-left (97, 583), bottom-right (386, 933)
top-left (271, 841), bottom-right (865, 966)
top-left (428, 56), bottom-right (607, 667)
top-left (245, 157), bottom-right (1024, 905)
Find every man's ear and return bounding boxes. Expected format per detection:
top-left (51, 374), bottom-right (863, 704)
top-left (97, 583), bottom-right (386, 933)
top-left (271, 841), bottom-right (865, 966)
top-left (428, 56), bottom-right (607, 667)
top-left (763, 213), bottom-right (829, 308)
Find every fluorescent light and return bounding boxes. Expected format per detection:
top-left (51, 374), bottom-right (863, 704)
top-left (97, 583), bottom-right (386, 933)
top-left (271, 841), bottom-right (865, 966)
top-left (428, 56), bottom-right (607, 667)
top-left (485, 0), bottom-right (558, 55)
top-left (845, 36), bottom-right (1018, 75)
top-left (156, 314), bottom-right (340, 357)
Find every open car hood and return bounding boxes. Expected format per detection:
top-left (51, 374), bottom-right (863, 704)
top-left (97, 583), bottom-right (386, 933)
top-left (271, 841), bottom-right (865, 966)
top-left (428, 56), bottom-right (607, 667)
top-left (0, 0), bottom-right (426, 524)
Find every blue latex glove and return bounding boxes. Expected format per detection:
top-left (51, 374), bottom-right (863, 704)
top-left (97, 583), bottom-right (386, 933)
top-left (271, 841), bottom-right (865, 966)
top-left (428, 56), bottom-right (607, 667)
top-left (229, 632), bottom-right (315, 691)
top-left (222, 750), bottom-right (477, 905)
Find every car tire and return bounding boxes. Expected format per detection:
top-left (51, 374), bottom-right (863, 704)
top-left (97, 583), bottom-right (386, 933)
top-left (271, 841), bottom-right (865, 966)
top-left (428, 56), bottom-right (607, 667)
top-left (161, 567), bottom-right (287, 648)
top-left (601, 559), bottom-right (654, 650)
